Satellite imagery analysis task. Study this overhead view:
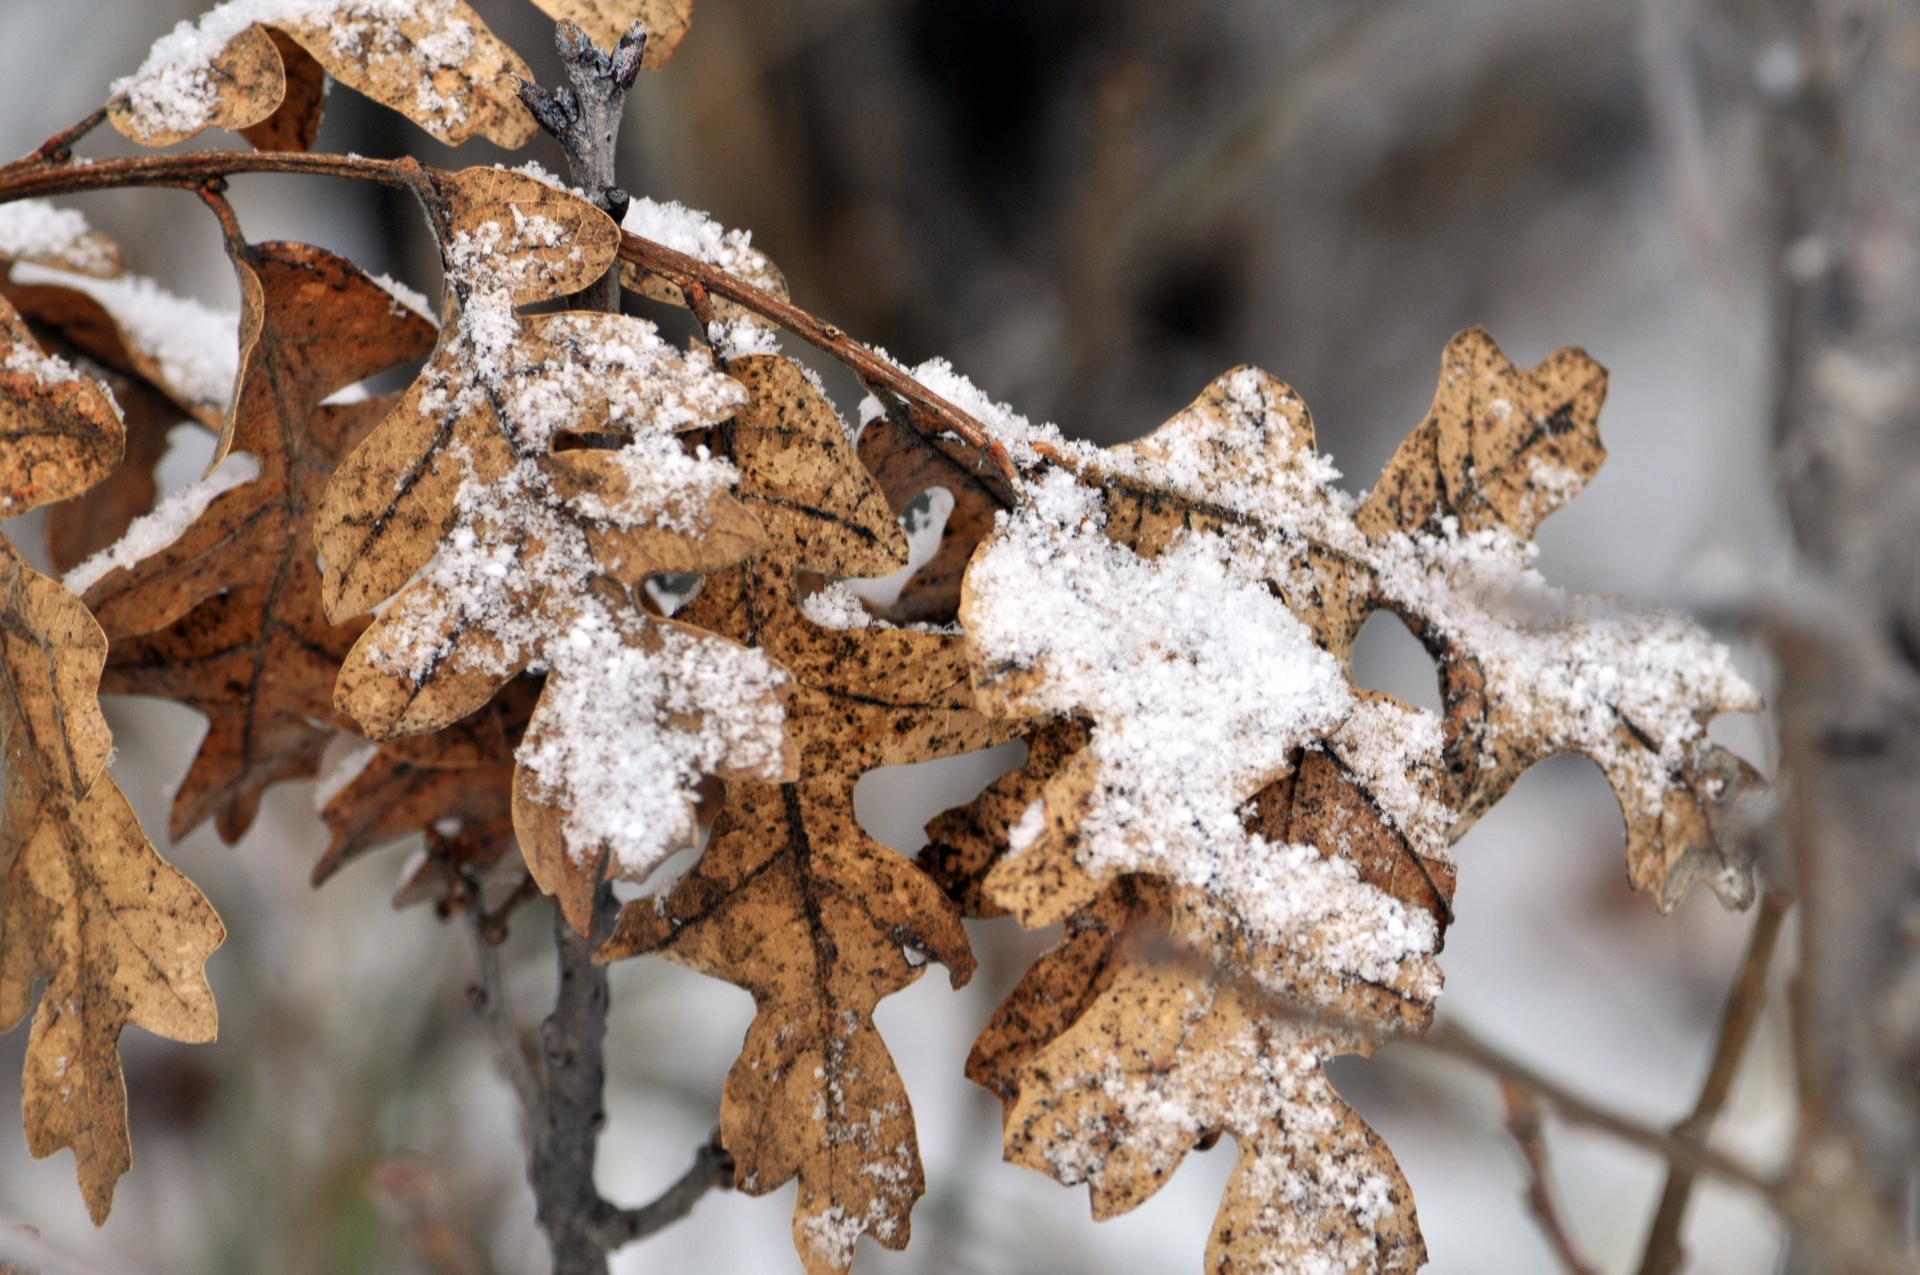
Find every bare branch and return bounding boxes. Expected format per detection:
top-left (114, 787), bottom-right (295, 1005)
top-left (1501, 1082), bottom-right (1601, 1275)
top-left (593, 1134), bottom-right (735, 1249)
top-left (1635, 888), bottom-right (1791, 1275)
top-left (465, 907), bottom-right (546, 1134)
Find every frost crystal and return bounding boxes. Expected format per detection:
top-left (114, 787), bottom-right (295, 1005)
top-left (65, 454), bottom-right (261, 595)
top-left (0, 201), bottom-right (118, 277)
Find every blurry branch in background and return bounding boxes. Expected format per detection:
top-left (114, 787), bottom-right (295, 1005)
top-left (1635, 887), bottom-right (1792, 1275)
top-left (1499, 1082), bottom-right (1601, 1275)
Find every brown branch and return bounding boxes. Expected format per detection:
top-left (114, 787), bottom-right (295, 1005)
top-left (1634, 888), bottom-right (1791, 1275)
top-left (1421, 1021), bottom-right (1781, 1200)
top-left (26, 107), bottom-right (106, 165)
top-left (0, 150), bottom-right (415, 203)
top-left (1501, 1082), bottom-right (1601, 1275)
top-left (592, 1134), bottom-right (734, 1249)
top-left (465, 907), bottom-right (546, 1133)
top-left (617, 230), bottom-right (1020, 485)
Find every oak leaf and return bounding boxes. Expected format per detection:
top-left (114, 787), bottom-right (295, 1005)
top-left (0, 330), bottom-right (222, 1223)
top-left (71, 240), bottom-right (436, 844)
top-left (318, 168), bottom-right (791, 933)
top-left (924, 328), bottom-right (1756, 1270)
top-left (110, 0), bottom-right (537, 150)
top-left (600, 354), bottom-right (997, 1274)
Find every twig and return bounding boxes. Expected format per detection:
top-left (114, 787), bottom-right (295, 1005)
top-left (1420, 1021), bottom-right (1781, 1199)
top-left (1634, 888), bottom-right (1791, 1275)
top-left (1501, 1082), bottom-right (1601, 1275)
top-left (617, 230), bottom-right (1019, 484)
top-left (592, 1134), bottom-right (735, 1248)
top-left (0, 150), bottom-right (412, 201)
top-left (465, 906), bottom-right (545, 1132)
top-left (26, 106), bottom-right (106, 165)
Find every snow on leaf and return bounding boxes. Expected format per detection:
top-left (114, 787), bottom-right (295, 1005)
top-left (0, 202), bottom-right (124, 280)
top-left (0, 537), bottom-right (223, 1226)
top-left (315, 167), bottom-right (790, 934)
top-left (6, 262), bottom-right (240, 427)
top-left (77, 240), bottom-right (435, 844)
top-left (620, 197), bottom-right (789, 355)
top-left (109, 0), bottom-right (536, 150)
top-left (932, 327), bottom-right (1757, 1270)
top-left (0, 293), bottom-right (124, 516)
top-left (528, 0), bottom-right (693, 66)
top-left (599, 360), bottom-right (992, 1274)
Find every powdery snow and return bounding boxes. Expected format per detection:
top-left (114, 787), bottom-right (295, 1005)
top-left (11, 262), bottom-right (239, 414)
top-left (111, 0), bottom-right (488, 142)
top-left (367, 272), bottom-right (436, 325)
top-left (801, 580), bottom-right (874, 630)
top-left (0, 201), bottom-right (119, 277)
top-left (64, 453), bottom-right (260, 595)
top-left (357, 200), bottom-right (784, 881)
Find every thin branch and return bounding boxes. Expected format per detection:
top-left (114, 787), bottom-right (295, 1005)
top-left (26, 106), bottom-right (106, 165)
top-left (0, 150), bottom-right (414, 202)
top-left (466, 908), bottom-right (546, 1132)
top-left (593, 1134), bottom-right (734, 1249)
top-left (1501, 1081), bottom-right (1601, 1275)
top-left (1420, 1021), bottom-right (1782, 1200)
top-left (617, 230), bottom-right (1019, 485)
top-left (1635, 888), bottom-right (1792, 1275)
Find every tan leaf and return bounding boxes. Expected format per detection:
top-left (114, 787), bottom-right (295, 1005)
top-left (319, 178), bottom-right (789, 932)
top-left (43, 366), bottom-right (182, 576)
top-left (0, 293), bottom-right (123, 516)
top-left (3, 268), bottom-right (238, 428)
top-left (602, 554), bottom-right (997, 1275)
top-left (529, 0), bottom-right (693, 66)
top-left (0, 540), bottom-right (223, 1224)
top-left (111, 4), bottom-right (535, 150)
top-left (313, 677), bottom-right (536, 892)
top-left (75, 241), bottom-right (436, 843)
top-left (107, 21), bottom-right (285, 147)
top-left (239, 27), bottom-right (326, 153)
top-left (934, 329), bottom-right (1758, 1268)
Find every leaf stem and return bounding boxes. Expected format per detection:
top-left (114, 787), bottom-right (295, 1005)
top-left (617, 230), bottom-right (1021, 486)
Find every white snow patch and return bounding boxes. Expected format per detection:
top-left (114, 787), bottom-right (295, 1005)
top-left (0, 200), bottom-right (118, 276)
top-left (64, 453), bottom-right (260, 595)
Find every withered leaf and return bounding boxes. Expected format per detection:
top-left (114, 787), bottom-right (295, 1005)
top-left (111, 3), bottom-right (536, 151)
top-left (935, 328), bottom-right (1756, 1268)
top-left (318, 168), bottom-right (788, 933)
top-left (601, 360), bottom-right (990, 1274)
top-left (3, 267), bottom-right (236, 428)
top-left (44, 368), bottom-right (183, 576)
top-left (313, 675), bottom-right (539, 897)
top-left (79, 241), bottom-right (436, 844)
top-left (0, 538), bottom-right (222, 1222)
top-left (239, 27), bottom-right (327, 153)
top-left (0, 294), bottom-right (124, 513)
top-left (107, 21), bottom-right (285, 147)
top-left (529, 0), bottom-right (694, 66)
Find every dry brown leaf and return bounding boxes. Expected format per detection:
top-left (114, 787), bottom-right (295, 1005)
top-left (855, 395), bottom-right (1013, 624)
top-left (2, 271), bottom-right (234, 428)
top-left (239, 27), bottom-right (327, 153)
top-left (107, 21), bottom-right (285, 147)
top-left (529, 0), bottom-right (693, 66)
top-left (313, 676), bottom-right (538, 896)
top-left (930, 327), bottom-right (1758, 1269)
top-left (0, 294), bottom-right (123, 514)
top-left (76, 241), bottom-right (436, 843)
top-left (0, 531), bottom-right (221, 1221)
top-left (111, 4), bottom-right (535, 151)
top-left (318, 168), bottom-right (791, 934)
top-left (598, 358), bottom-right (997, 1273)
top-left (43, 367), bottom-right (183, 576)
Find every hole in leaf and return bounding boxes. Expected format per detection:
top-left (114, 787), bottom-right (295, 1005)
top-left (1350, 609), bottom-right (1442, 716)
top-left (855, 738), bottom-right (1028, 854)
top-left (843, 487), bottom-right (955, 611)
top-left (644, 573), bottom-right (704, 617)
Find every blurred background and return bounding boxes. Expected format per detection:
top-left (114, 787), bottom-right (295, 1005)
top-left (0, 0), bottom-right (1808, 1271)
